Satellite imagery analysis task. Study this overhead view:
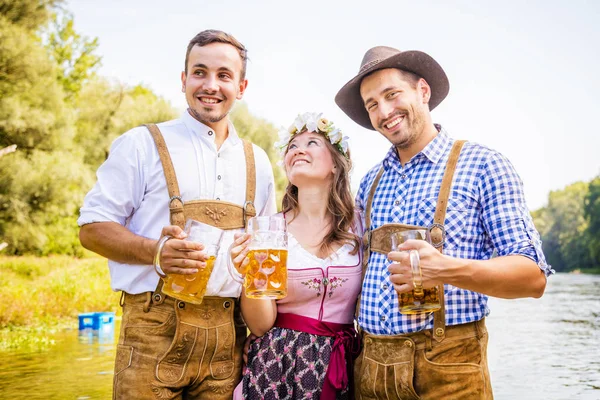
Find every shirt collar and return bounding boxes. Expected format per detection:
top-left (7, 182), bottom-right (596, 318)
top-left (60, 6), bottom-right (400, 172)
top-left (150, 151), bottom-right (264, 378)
top-left (421, 125), bottom-right (450, 164)
top-left (181, 109), bottom-right (241, 145)
top-left (382, 124), bottom-right (451, 169)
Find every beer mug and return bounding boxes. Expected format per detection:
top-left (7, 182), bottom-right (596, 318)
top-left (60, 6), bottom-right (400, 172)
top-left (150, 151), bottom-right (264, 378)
top-left (390, 229), bottom-right (441, 314)
top-left (228, 216), bottom-right (288, 299)
top-left (161, 219), bottom-right (224, 304)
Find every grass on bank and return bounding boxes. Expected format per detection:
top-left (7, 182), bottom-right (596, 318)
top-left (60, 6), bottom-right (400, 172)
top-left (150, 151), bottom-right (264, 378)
top-left (580, 267), bottom-right (600, 274)
top-left (0, 254), bottom-right (119, 352)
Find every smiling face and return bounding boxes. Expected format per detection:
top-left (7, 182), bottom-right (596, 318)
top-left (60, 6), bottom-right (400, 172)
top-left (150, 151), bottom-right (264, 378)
top-left (360, 68), bottom-right (431, 149)
top-left (284, 131), bottom-right (336, 187)
top-left (181, 42), bottom-right (247, 131)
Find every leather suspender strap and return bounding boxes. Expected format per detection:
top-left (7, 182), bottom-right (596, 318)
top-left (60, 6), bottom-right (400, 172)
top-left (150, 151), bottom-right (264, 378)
top-left (145, 124), bottom-right (185, 228)
top-left (242, 139), bottom-right (257, 226)
top-left (355, 166), bottom-right (385, 319)
top-left (430, 140), bottom-right (466, 249)
top-left (363, 167), bottom-right (385, 266)
top-left (431, 139), bottom-right (466, 342)
top-left (146, 125), bottom-right (258, 229)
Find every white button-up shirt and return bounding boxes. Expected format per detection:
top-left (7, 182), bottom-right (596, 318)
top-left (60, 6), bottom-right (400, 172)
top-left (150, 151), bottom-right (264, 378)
top-left (78, 110), bottom-right (277, 296)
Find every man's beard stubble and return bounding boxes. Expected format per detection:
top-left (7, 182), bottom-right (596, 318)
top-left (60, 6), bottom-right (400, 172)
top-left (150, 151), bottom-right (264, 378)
top-left (390, 108), bottom-right (427, 150)
top-left (189, 107), bottom-right (228, 125)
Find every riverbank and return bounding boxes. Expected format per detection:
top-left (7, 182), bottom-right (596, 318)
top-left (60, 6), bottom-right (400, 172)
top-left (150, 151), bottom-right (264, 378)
top-left (0, 255), bottom-right (119, 352)
top-left (573, 267), bottom-right (600, 274)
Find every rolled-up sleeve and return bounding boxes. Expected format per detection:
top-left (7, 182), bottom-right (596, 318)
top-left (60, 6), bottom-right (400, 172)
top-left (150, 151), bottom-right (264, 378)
top-left (78, 130), bottom-right (147, 227)
top-left (479, 152), bottom-right (554, 276)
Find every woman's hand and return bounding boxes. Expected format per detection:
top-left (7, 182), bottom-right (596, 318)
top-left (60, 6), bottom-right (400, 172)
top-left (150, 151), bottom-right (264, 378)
top-left (230, 232), bottom-right (251, 275)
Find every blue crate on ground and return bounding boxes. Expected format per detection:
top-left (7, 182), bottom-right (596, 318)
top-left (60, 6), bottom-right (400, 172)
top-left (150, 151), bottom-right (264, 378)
top-left (78, 312), bottom-right (115, 334)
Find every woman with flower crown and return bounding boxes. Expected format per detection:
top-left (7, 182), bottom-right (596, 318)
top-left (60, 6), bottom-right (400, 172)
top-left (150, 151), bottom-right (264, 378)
top-left (230, 112), bottom-right (362, 400)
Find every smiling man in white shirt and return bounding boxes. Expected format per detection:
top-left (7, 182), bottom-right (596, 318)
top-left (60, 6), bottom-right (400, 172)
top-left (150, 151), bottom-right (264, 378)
top-left (78, 30), bottom-right (276, 399)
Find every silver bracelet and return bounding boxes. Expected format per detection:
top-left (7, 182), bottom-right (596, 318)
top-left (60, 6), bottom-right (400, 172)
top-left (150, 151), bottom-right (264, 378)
top-left (153, 235), bottom-right (172, 278)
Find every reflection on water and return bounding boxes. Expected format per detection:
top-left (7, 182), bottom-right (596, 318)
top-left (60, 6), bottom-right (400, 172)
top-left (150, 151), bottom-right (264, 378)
top-left (0, 326), bottom-right (117, 399)
top-left (487, 273), bottom-right (600, 400)
top-left (0, 273), bottom-right (599, 399)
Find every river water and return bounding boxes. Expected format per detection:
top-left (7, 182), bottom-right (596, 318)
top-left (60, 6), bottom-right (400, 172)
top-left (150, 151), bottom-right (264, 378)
top-left (0, 273), bottom-right (598, 399)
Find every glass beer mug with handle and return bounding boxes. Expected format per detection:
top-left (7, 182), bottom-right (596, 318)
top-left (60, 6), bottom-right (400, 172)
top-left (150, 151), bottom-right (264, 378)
top-left (228, 216), bottom-right (288, 299)
top-left (161, 219), bottom-right (224, 305)
top-left (390, 229), bottom-right (441, 314)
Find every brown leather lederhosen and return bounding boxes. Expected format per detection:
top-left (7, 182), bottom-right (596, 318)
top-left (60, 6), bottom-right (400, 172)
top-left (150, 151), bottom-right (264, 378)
top-left (357, 140), bottom-right (466, 342)
top-left (113, 124), bottom-right (257, 399)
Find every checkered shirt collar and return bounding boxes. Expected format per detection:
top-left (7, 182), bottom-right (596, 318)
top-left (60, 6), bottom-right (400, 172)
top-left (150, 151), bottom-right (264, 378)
top-left (382, 124), bottom-right (450, 169)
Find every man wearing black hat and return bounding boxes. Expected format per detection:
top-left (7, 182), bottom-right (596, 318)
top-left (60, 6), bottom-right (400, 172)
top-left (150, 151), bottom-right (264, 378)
top-left (335, 46), bottom-right (553, 399)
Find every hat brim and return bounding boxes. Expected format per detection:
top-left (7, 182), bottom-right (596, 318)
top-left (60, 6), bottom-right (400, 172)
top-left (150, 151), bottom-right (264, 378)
top-left (335, 50), bottom-right (449, 130)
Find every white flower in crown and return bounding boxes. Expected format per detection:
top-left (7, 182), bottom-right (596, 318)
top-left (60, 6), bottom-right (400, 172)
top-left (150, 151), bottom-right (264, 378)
top-left (275, 127), bottom-right (291, 150)
top-left (274, 112), bottom-right (350, 159)
top-left (340, 136), bottom-right (350, 153)
top-left (328, 128), bottom-right (342, 144)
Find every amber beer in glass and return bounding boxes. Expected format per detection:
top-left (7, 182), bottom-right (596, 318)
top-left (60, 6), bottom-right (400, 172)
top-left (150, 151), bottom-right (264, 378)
top-left (162, 219), bottom-right (224, 304)
top-left (391, 229), bottom-right (441, 314)
top-left (243, 216), bottom-right (288, 299)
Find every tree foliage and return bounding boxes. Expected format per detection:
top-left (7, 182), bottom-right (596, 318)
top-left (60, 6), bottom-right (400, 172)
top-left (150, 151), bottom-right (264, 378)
top-left (0, 0), bottom-right (177, 255)
top-left (583, 176), bottom-right (600, 264)
top-left (230, 103), bottom-right (287, 207)
top-left (74, 78), bottom-right (177, 170)
top-left (0, 7), bottom-right (71, 151)
top-left (0, 150), bottom-right (93, 255)
top-left (0, 0), bottom-right (61, 31)
top-left (45, 11), bottom-right (101, 98)
top-left (533, 179), bottom-right (600, 272)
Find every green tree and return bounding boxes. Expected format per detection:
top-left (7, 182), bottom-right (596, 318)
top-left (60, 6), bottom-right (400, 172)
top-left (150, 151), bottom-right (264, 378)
top-left (45, 10), bottom-right (101, 98)
top-left (0, 144), bottom-right (16, 252)
top-left (583, 175), bottom-right (600, 266)
top-left (0, 1), bottom-right (72, 151)
top-left (0, 0), bottom-right (61, 31)
top-left (74, 79), bottom-right (177, 170)
top-left (0, 0), bottom-right (86, 255)
top-left (230, 103), bottom-right (287, 208)
top-left (0, 149), bottom-right (94, 255)
top-left (535, 182), bottom-right (592, 272)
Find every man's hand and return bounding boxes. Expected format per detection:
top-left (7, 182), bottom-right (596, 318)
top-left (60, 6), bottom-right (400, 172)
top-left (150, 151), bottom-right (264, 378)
top-left (388, 239), bottom-right (445, 293)
top-left (158, 225), bottom-right (209, 275)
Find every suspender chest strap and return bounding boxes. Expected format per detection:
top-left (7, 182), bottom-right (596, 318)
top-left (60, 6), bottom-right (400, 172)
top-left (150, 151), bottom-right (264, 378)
top-left (145, 123), bottom-right (257, 230)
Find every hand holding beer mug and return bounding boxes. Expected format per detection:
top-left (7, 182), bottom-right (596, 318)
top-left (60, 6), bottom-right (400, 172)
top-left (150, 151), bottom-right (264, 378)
top-left (390, 229), bottom-right (441, 314)
top-left (161, 219), bottom-right (224, 304)
top-left (228, 216), bottom-right (288, 299)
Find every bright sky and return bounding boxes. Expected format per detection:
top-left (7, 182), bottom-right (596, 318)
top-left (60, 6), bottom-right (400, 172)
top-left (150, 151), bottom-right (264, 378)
top-left (67, 0), bottom-right (600, 210)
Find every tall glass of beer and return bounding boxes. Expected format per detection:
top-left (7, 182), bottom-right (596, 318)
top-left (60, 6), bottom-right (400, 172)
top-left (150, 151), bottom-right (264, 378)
top-left (161, 219), bottom-right (224, 304)
top-left (390, 229), bottom-right (441, 314)
top-left (229, 216), bottom-right (288, 299)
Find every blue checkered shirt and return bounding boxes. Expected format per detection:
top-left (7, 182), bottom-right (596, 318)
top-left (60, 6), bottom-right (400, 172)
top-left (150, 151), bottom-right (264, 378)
top-left (356, 127), bottom-right (553, 335)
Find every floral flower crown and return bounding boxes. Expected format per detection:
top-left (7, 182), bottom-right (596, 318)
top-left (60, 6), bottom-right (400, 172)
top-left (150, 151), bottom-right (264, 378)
top-left (274, 112), bottom-right (350, 160)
